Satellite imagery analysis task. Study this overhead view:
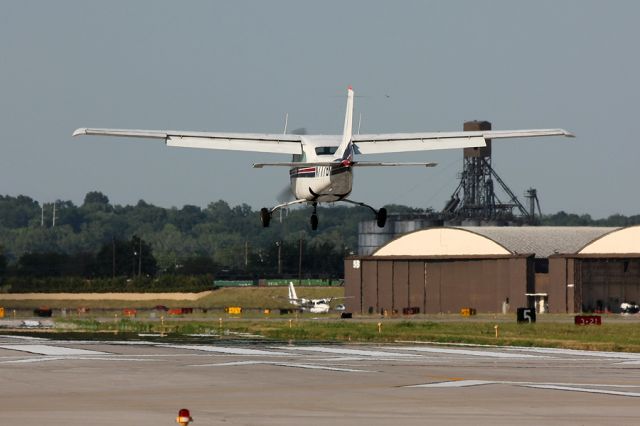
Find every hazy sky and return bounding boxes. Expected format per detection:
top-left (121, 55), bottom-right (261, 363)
top-left (1, 1), bottom-right (638, 218)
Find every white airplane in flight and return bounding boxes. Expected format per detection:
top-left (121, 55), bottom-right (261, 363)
top-left (286, 282), bottom-right (347, 314)
top-left (74, 86), bottom-right (573, 230)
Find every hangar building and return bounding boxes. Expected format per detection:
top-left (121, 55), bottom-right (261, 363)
top-left (344, 226), bottom-right (640, 314)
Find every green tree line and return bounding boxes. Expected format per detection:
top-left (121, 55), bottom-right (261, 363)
top-left (0, 192), bottom-right (372, 287)
top-left (0, 192), bottom-right (638, 291)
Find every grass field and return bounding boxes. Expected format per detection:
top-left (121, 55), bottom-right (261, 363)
top-left (2, 287), bottom-right (640, 352)
top-left (0, 286), bottom-right (344, 309)
top-left (42, 315), bottom-right (640, 353)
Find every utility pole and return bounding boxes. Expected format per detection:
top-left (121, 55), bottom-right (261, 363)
top-left (52, 201), bottom-right (56, 227)
top-left (298, 235), bottom-right (303, 285)
top-left (132, 236), bottom-right (137, 278)
top-left (112, 237), bottom-right (116, 279)
top-left (244, 240), bottom-right (249, 270)
top-left (276, 241), bottom-right (282, 275)
top-left (138, 238), bottom-right (142, 277)
top-left (41, 204), bottom-right (44, 227)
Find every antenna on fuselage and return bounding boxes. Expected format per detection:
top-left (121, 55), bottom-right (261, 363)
top-left (283, 113), bottom-right (289, 134)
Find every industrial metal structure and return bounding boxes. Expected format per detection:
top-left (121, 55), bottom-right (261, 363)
top-left (358, 213), bottom-right (442, 256)
top-left (442, 120), bottom-right (534, 224)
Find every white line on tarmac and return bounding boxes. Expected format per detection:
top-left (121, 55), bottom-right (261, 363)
top-left (0, 335), bottom-right (48, 341)
top-left (411, 379), bottom-right (640, 388)
top-left (399, 341), bottom-right (640, 361)
top-left (522, 384), bottom-right (640, 398)
top-left (0, 344), bottom-right (110, 356)
top-left (158, 344), bottom-right (291, 356)
top-left (386, 346), bottom-right (544, 359)
top-left (408, 379), bottom-right (640, 396)
top-left (0, 356), bottom-right (160, 364)
top-left (408, 380), bottom-right (494, 388)
top-left (272, 362), bottom-right (370, 372)
top-left (504, 346), bottom-right (640, 360)
top-left (189, 360), bottom-right (371, 372)
top-left (272, 346), bottom-right (420, 358)
top-left (0, 357), bottom-right (66, 364)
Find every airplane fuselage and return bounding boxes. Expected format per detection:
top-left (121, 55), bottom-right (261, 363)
top-left (307, 301), bottom-right (331, 314)
top-left (289, 136), bottom-right (353, 203)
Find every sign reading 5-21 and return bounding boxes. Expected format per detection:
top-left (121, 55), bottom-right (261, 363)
top-left (574, 315), bottom-right (602, 325)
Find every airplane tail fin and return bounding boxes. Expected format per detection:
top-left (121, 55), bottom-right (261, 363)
top-left (334, 86), bottom-right (354, 163)
top-left (288, 282), bottom-right (299, 305)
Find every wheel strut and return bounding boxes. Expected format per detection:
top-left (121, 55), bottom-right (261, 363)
top-left (310, 202), bottom-right (318, 230)
top-left (260, 207), bottom-right (271, 227)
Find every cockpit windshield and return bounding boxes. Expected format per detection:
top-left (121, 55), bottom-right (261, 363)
top-left (315, 146), bottom-right (338, 156)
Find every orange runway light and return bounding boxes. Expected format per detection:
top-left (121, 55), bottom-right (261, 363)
top-left (176, 408), bottom-right (193, 425)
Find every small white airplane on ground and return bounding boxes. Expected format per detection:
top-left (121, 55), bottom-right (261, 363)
top-left (286, 282), bottom-right (347, 314)
top-left (74, 86), bottom-right (573, 230)
top-left (620, 302), bottom-right (639, 314)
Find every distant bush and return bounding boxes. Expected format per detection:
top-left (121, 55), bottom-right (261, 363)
top-left (4, 275), bottom-right (213, 293)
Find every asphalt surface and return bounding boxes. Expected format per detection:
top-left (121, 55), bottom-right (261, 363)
top-left (0, 334), bottom-right (639, 425)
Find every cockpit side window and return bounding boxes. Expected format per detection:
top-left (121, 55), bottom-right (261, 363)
top-left (315, 146), bottom-right (338, 156)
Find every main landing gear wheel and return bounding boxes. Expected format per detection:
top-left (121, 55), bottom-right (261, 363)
top-left (376, 208), bottom-right (387, 228)
top-left (310, 202), bottom-right (319, 230)
top-left (260, 207), bottom-right (271, 228)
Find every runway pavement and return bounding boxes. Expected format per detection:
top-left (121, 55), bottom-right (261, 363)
top-left (0, 334), bottom-right (638, 425)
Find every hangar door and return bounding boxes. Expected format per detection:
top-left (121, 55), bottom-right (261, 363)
top-left (578, 258), bottom-right (640, 313)
top-left (376, 261), bottom-right (426, 315)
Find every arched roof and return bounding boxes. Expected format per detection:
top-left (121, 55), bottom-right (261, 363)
top-left (373, 226), bottom-right (619, 258)
top-left (373, 228), bottom-right (510, 256)
top-left (579, 225), bottom-right (640, 254)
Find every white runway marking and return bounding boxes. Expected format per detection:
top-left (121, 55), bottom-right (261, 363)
top-left (189, 360), bottom-right (370, 372)
top-left (273, 362), bottom-right (370, 372)
top-left (409, 380), bottom-right (640, 397)
top-left (504, 346), bottom-right (640, 360)
top-left (408, 380), bottom-right (493, 388)
top-left (0, 344), bottom-right (109, 356)
top-left (273, 346), bottom-right (420, 358)
top-left (0, 357), bottom-right (66, 364)
top-left (401, 341), bottom-right (640, 361)
top-left (159, 344), bottom-right (291, 356)
top-left (410, 380), bottom-right (640, 389)
top-left (523, 384), bottom-right (640, 398)
top-left (194, 360), bottom-right (265, 367)
top-left (0, 356), bottom-right (159, 364)
top-left (388, 346), bottom-right (544, 359)
top-left (0, 335), bottom-right (48, 341)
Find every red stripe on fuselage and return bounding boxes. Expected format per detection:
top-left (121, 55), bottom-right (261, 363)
top-left (289, 164), bottom-right (352, 178)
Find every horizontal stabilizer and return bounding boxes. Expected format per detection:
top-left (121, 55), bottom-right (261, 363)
top-left (352, 162), bottom-right (437, 167)
top-left (253, 161), bottom-right (437, 168)
top-left (254, 162), bottom-right (336, 168)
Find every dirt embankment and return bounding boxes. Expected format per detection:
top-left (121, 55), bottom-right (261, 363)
top-left (0, 291), bottom-right (213, 301)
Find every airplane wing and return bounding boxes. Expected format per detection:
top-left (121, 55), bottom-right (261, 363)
top-left (73, 128), bottom-right (303, 155)
top-left (352, 129), bottom-right (574, 155)
top-left (328, 296), bottom-right (353, 302)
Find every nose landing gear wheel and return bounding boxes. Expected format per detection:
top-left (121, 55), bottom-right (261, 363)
top-left (260, 207), bottom-right (271, 227)
top-left (376, 207), bottom-right (387, 228)
top-left (310, 213), bottom-right (318, 230)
